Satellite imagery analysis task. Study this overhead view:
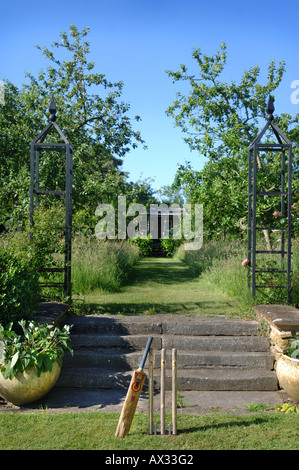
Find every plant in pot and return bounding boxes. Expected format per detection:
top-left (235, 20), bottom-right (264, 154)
top-left (0, 320), bottom-right (73, 405)
top-left (276, 336), bottom-right (299, 403)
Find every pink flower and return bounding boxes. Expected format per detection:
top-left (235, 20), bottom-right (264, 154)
top-left (273, 210), bottom-right (281, 218)
top-left (291, 205), bottom-right (297, 210)
top-left (242, 259), bottom-right (250, 267)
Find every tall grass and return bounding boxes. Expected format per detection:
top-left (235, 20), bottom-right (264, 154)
top-left (175, 240), bottom-right (243, 276)
top-left (290, 238), bottom-right (299, 307)
top-left (175, 238), bottom-right (299, 308)
top-left (71, 236), bottom-right (139, 294)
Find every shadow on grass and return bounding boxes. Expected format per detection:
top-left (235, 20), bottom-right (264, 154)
top-left (74, 300), bottom-right (240, 316)
top-left (176, 415), bottom-right (271, 434)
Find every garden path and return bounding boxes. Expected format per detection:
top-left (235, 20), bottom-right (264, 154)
top-left (79, 257), bottom-right (252, 318)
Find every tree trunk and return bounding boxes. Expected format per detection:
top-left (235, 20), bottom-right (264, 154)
top-left (257, 155), bottom-right (272, 251)
top-left (262, 228), bottom-right (272, 251)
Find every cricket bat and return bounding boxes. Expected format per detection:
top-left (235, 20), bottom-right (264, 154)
top-left (115, 336), bottom-right (153, 438)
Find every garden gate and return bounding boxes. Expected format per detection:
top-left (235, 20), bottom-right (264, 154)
top-left (247, 96), bottom-right (292, 303)
top-left (30, 96), bottom-right (73, 299)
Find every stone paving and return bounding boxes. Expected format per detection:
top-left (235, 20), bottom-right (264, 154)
top-left (0, 302), bottom-right (298, 414)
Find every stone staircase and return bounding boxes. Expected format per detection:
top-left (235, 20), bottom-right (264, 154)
top-left (56, 314), bottom-right (278, 393)
top-left (150, 240), bottom-right (165, 257)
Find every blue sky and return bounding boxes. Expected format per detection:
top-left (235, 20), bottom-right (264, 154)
top-left (1, 0), bottom-right (298, 192)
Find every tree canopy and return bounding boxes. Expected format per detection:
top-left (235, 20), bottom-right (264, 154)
top-left (166, 43), bottom-right (299, 240)
top-left (0, 25), bottom-right (155, 231)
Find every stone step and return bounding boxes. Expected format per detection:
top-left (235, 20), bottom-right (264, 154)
top-left (69, 334), bottom-right (161, 350)
top-left (162, 320), bottom-right (260, 337)
top-left (65, 315), bottom-right (162, 336)
top-left (62, 349), bottom-right (274, 370)
top-left (65, 315), bottom-right (261, 337)
top-left (57, 314), bottom-right (276, 393)
top-left (162, 335), bottom-right (269, 351)
top-left (56, 367), bottom-right (278, 391)
top-left (69, 333), bottom-right (269, 352)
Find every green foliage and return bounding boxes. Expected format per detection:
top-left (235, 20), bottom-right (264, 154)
top-left (0, 25), bottom-right (153, 230)
top-left (243, 236), bottom-right (299, 306)
top-left (130, 235), bottom-right (153, 257)
top-left (72, 236), bottom-right (139, 294)
top-left (285, 336), bottom-right (299, 359)
top-left (175, 240), bottom-right (253, 309)
top-left (271, 203), bottom-right (299, 236)
top-left (0, 320), bottom-right (73, 380)
top-left (166, 42), bottom-right (287, 159)
top-left (177, 237), bottom-right (299, 308)
top-left (166, 43), bottom-right (299, 241)
top-left (274, 403), bottom-right (299, 414)
top-left (0, 246), bottom-right (40, 326)
top-left (160, 236), bottom-right (182, 256)
top-left (172, 159), bottom-right (248, 239)
top-left (245, 402), bottom-right (272, 412)
top-left (252, 258), bottom-right (289, 304)
top-left (176, 240), bottom-right (241, 274)
top-left (28, 202), bottom-right (66, 271)
top-left (1, 203), bottom-right (67, 307)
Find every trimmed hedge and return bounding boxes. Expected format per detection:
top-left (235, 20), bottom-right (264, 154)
top-left (130, 235), bottom-right (153, 257)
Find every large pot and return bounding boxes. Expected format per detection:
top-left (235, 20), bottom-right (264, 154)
top-left (276, 354), bottom-right (299, 402)
top-left (0, 361), bottom-right (61, 406)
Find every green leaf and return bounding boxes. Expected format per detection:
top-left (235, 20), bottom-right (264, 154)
top-left (0, 341), bottom-right (5, 364)
top-left (11, 352), bottom-right (19, 368)
top-left (42, 355), bottom-right (53, 372)
top-left (35, 354), bottom-right (43, 370)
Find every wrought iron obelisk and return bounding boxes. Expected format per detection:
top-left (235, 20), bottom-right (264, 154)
top-left (30, 96), bottom-right (73, 299)
top-left (247, 96), bottom-right (292, 303)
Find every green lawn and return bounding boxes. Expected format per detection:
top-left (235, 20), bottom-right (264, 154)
top-left (0, 411), bottom-right (298, 450)
top-left (74, 257), bottom-right (254, 318)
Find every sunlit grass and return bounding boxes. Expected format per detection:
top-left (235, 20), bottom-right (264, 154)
top-left (0, 411), bottom-right (298, 450)
top-left (175, 239), bottom-right (299, 309)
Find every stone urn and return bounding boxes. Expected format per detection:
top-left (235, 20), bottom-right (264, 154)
top-left (0, 361), bottom-right (61, 406)
top-left (276, 354), bottom-right (299, 402)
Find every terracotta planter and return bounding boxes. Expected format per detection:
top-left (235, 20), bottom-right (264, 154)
top-left (276, 354), bottom-right (299, 402)
top-left (0, 360), bottom-right (61, 405)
